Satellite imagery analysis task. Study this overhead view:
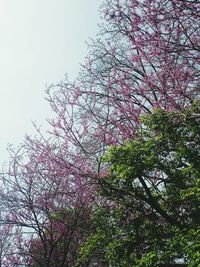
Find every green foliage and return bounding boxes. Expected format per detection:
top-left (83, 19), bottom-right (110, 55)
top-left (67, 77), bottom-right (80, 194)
top-left (77, 105), bottom-right (200, 266)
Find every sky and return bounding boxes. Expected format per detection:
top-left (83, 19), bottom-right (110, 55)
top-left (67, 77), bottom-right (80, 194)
top-left (0, 0), bottom-right (100, 164)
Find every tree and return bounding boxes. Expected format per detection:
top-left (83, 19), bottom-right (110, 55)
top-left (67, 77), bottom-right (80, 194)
top-left (0, 138), bottom-right (96, 267)
top-left (0, 0), bottom-right (200, 266)
top-left (47, 0), bottom-right (200, 159)
top-left (77, 105), bottom-right (200, 267)
top-left (29, 206), bottom-right (92, 267)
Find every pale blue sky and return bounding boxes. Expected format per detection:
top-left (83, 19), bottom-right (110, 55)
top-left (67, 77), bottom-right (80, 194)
top-left (0, 0), bottom-right (100, 163)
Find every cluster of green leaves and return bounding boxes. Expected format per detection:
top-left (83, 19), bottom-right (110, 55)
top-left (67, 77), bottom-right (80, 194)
top-left (77, 104), bottom-right (200, 266)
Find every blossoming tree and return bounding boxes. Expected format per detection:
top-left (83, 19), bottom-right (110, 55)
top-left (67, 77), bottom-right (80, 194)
top-left (0, 0), bottom-right (199, 266)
